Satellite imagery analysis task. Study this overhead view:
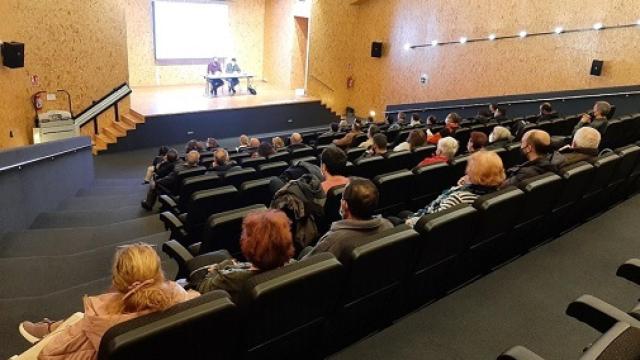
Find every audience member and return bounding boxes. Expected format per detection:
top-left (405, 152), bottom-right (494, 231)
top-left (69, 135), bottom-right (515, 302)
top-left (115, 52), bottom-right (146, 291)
top-left (190, 210), bottom-right (294, 303)
top-left (185, 139), bottom-right (204, 154)
top-left (486, 126), bottom-right (514, 149)
top-left (573, 101), bottom-right (611, 135)
top-left (244, 137), bottom-right (260, 156)
top-left (322, 122), bottom-right (340, 136)
top-left (476, 109), bottom-right (494, 123)
top-left (143, 146), bottom-right (169, 184)
top-left (18, 243), bottom-right (198, 357)
top-left (405, 151), bottom-right (505, 226)
top-left (425, 115), bottom-right (437, 127)
top-left (493, 107), bottom-right (508, 122)
top-left (287, 132), bottom-right (307, 151)
top-left (237, 134), bottom-right (250, 151)
top-left (388, 112), bottom-right (407, 131)
top-left (409, 113), bottom-right (422, 127)
top-left (467, 131), bottom-right (488, 153)
top-left (305, 178), bottom-right (393, 259)
top-left (502, 130), bottom-right (565, 187)
top-left (538, 102), bottom-right (559, 121)
top-left (320, 146), bottom-right (349, 193)
top-left (359, 133), bottom-right (388, 159)
top-left (338, 119), bottom-right (349, 131)
top-left (394, 129), bottom-right (427, 152)
top-left (257, 141), bottom-right (276, 158)
top-left (141, 150), bottom-right (200, 210)
top-left (206, 138), bottom-right (219, 151)
top-left (358, 124), bottom-right (380, 149)
top-left (427, 112), bottom-right (461, 144)
top-left (333, 122), bottom-right (363, 148)
top-left (417, 137), bottom-right (458, 168)
top-left (272, 136), bottom-right (286, 151)
top-left (209, 148), bottom-right (241, 174)
top-left (559, 127), bottom-right (601, 167)
top-left (489, 103), bottom-right (499, 117)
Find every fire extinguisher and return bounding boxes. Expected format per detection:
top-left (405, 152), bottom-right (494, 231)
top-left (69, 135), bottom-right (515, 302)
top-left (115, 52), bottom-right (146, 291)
top-left (32, 91), bottom-right (47, 127)
top-left (347, 76), bottom-right (354, 89)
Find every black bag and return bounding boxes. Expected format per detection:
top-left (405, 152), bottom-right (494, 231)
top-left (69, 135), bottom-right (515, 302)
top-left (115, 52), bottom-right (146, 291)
top-left (248, 86), bottom-right (257, 95)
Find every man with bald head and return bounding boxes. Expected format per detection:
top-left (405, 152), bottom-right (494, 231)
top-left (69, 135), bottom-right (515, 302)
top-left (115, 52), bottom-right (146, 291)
top-left (502, 129), bottom-right (565, 187)
top-left (560, 127), bottom-right (601, 167)
top-left (142, 150), bottom-right (201, 210)
top-left (287, 132), bottom-right (308, 151)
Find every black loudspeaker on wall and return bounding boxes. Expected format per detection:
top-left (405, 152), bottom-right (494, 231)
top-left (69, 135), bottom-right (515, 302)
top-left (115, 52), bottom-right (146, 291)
top-left (371, 42), bottom-right (383, 58)
top-left (590, 59), bottom-right (604, 76)
top-left (1, 42), bottom-right (25, 68)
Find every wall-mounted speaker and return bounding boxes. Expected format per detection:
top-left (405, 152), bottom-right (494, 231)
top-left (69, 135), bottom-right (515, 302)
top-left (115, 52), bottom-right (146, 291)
top-left (590, 59), bottom-right (604, 76)
top-left (1, 42), bottom-right (25, 69)
top-left (371, 42), bottom-right (383, 58)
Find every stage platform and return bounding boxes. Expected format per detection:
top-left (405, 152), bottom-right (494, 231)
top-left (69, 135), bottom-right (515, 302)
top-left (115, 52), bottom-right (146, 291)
top-left (103, 84), bottom-right (339, 153)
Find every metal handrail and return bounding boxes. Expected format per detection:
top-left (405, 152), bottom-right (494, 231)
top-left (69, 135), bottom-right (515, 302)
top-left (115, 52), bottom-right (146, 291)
top-left (385, 90), bottom-right (640, 115)
top-left (75, 83), bottom-right (132, 135)
top-left (0, 144), bottom-right (93, 174)
top-left (309, 74), bottom-right (335, 92)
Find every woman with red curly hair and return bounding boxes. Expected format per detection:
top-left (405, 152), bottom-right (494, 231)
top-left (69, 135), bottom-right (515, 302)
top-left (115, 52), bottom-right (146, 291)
top-left (191, 209), bottom-right (295, 301)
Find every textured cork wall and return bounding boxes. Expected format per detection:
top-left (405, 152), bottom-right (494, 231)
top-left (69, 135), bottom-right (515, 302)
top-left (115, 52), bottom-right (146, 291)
top-left (0, 0), bottom-right (129, 148)
top-left (127, 0), bottom-right (266, 86)
top-left (263, 0), bottom-right (295, 89)
top-left (308, 0), bottom-right (640, 118)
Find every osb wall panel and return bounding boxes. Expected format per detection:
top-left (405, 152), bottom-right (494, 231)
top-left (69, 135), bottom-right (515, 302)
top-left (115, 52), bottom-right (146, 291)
top-left (263, 0), bottom-right (295, 89)
top-left (290, 17), bottom-right (309, 90)
top-left (0, 0), bottom-right (129, 149)
top-left (127, 0), bottom-right (266, 86)
top-left (308, 0), bottom-right (640, 118)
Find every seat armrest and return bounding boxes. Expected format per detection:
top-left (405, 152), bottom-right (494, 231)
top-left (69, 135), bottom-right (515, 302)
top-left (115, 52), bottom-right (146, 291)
top-left (159, 211), bottom-right (188, 244)
top-left (158, 194), bottom-right (179, 213)
top-left (566, 294), bottom-right (640, 333)
top-left (497, 346), bottom-right (546, 360)
top-left (616, 258), bottom-right (640, 286)
top-left (162, 240), bottom-right (194, 279)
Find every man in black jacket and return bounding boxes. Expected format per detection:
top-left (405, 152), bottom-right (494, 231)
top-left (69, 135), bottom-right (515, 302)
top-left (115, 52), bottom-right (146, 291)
top-left (502, 130), bottom-right (565, 188)
top-left (141, 150), bottom-right (200, 210)
top-left (537, 102), bottom-right (559, 121)
top-left (559, 127), bottom-right (601, 168)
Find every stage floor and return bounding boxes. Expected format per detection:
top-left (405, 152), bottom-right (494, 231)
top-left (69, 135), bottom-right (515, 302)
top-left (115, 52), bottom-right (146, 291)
top-left (130, 83), bottom-right (320, 118)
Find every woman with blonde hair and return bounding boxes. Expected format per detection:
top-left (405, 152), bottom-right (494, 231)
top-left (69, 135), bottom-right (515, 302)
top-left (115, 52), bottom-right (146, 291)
top-left (405, 150), bottom-right (505, 226)
top-left (16, 243), bottom-right (198, 359)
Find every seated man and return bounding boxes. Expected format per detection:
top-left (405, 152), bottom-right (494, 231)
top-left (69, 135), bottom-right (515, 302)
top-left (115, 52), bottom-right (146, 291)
top-left (320, 146), bottom-right (349, 193)
top-left (559, 127), bottom-right (601, 167)
top-left (358, 124), bottom-right (380, 149)
top-left (287, 132), bottom-right (308, 151)
top-left (322, 122), bottom-right (340, 136)
top-left (388, 112), bottom-right (407, 131)
top-left (502, 129), bottom-right (565, 188)
top-left (573, 101), bottom-right (611, 136)
top-left (427, 112), bottom-right (461, 144)
top-left (244, 137), bottom-right (260, 156)
top-left (333, 122), bottom-right (363, 149)
top-left (209, 148), bottom-right (241, 174)
top-left (359, 133), bottom-right (388, 159)
top-left (416, 136), bottom-right (458, 168)
top-left (408, 113), bottom-right (422, 127)
top-left (225, 57), bottom-right (241, 94)
top-left (141, 150), bottom-right (200, 210)
top-left (467, 131), bottom-right (488, 153)
top-left (206, 57), bottom-right (224, 96)
top-left (538, 102), bottom-right (559, 121)
top-left (305, 178), bottom-right (393, 259)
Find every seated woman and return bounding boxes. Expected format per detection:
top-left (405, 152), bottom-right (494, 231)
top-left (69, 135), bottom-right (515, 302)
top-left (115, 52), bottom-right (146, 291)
top-left (272, 136), bottom-right (286, 151)
top-left (190, 209), bottom-right (295, 302)
top-left (467, 131), bottom-right (488, 153)
top-left (486, 126), bottom-right (514, 150)
top-left (416, 136), bottom-right (458, 168)
top-left (17, 243), bottom-right (198, 359)
top-left (405, 150), bottom-right (505, 226)
top-left (394, 129), bottom-right (426, 152)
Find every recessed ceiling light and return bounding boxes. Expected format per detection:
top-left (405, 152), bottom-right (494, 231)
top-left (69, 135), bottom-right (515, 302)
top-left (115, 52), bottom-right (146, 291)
top-left (403, 43), bottom-right (411, 50)
top-left (519, 30), bottom-right (528, 38)
top-left (488, 33), bottom-right (497, 41)
top-left (459, 36), bottom-right (468, 44)
top-left (593, 22), bottom-right (604, 30)
top-left (431, 40), bottom-right (439, 46)
top-left (554, 26), bottom-right (564, 34)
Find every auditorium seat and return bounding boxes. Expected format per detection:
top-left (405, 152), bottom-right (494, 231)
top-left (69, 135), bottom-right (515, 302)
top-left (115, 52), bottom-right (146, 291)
top-left (383, 150), bottom-right (413, 172)
top-left (502, 142), bottom-right (523, 169)
top-left (392, 130), bottom-right (412, 147)
top-left (347, 147), bottom-right (366, 162)
top-left (291, 155), bottom-right (320, 166)
top-left (600, 119), bottom-right (625, 149)
top-left (409, 204), bottom-right (478, 307)
top-left (551, 161), bottom-right (595, 233)
top-left (229, 152), bottom-right (251, 161)
top-left (240, 177), bottom-right (275, 207)
top-left (316, 133), bottom-right (342, 145)
top-left (607, 145), bottom-right (640, 201)
top-left (290, 146), bottom-right (316, 160)
top-left (322, 185), bottom-right (346, 233)
top-left (353, 156), bottom-right (385, 178)
top-left (331, 226), bottom-right (418, 350)
top-left (469, 186), bottom-right (525, 273)
top-left (266, 151), bottom-right (290, 163)
top-left (159, 174), bottom-right (221, 213)
top-left (257, 161), bottom-right (289, 177)
top-left (242, 253), bottom-right (343, 360)
top-left (450, 154), bottom-right (471, 180)
top-left (411, 145), bottom-right (436, 168)
top-left (578, 153), bottom-right (620, 220)
top-left (411, 162), bottom-right (452, 209)
top-left (536, 120), bottom-right (554, 134)
top-left (453, 128), bottom-right (471, 154)
top-left (222, 168), bottom-right (258, 189)
top-left (240, 156), bottom-right (267, 169)
top-left (99, 290), bottom-right (239, 360)
top-left (373, 170), bottom-right (414, 215)
top-left (352, 133), bottom-right (368, 148)
top-left (158, 166), bottom-right (207, 195)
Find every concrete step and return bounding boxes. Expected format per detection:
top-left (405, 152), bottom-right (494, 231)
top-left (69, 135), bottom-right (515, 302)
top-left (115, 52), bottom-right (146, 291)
top-left (30, 205), bottom-right (149, 229)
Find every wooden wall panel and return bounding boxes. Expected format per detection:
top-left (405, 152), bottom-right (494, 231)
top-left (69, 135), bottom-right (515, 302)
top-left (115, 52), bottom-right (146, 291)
top-left (308, 0), bottom-right (640, 118)
top-left (126, 0), bottom-right (266, 86)
top-left (263, 0), bottom-right (295, 89)
top-left (0, 0), bottom-right (129, 149)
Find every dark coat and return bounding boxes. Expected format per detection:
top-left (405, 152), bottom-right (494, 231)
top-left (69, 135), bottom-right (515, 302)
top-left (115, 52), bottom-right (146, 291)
top-left (559, 147), bottom-right (598, 167)
top-left (502, 152), bottom-right (566, 188)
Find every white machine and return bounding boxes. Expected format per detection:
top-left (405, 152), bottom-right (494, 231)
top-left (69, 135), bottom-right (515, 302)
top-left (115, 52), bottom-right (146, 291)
top-left (33, 110), bottom-right (78, 144)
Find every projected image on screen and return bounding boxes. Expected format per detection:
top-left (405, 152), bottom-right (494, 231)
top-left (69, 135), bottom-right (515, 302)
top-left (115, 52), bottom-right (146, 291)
top-left (153, 1), bottom-right (233, 60)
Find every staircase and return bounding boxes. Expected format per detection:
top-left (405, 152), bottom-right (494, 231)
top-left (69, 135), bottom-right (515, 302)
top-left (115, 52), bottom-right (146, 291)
top-left (0, 178), bottom-right (172, 359)
top-left (92, 111), bottom-right (146, 155)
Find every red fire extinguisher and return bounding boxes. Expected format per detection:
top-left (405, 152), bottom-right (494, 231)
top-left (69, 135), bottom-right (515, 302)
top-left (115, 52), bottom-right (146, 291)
top-left (347, 76), bottom-right (354, 89)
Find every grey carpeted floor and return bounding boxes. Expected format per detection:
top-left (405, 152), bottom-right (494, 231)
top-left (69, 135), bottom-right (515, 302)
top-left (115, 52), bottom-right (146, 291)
top-left (331, 194), bottom-right (640, 360)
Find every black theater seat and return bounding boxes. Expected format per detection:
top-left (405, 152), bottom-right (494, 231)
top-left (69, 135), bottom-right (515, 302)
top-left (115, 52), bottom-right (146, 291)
top-left (383, 150), bottom-right (413, 172)
top-left (242, 253), bottom-right (343, 360)
top-left (157, 166), bottom-right (207, 195)
top-left (291, 155), bottom-right (319, 166)
top-left (98, 290), bottom-right (239, 360)
top-left (374, 170), bottom-right (414, 215)
top-left (159, 174), bottom-right (221, 213)
top-left (551, 161), bottom-right (595, 233)
top-left (223, 168), bottom-right (258, 189)
top-left (199, 204), bottom-right (267, 257)
top-left (290, 146), bottom-right (316, 160)
top-left (453, 128), bottom-right (471, 154)
top-left (240, 156), bottom-right (267, 169)
top-left (240, 177), bottom-right (275, 207)
top-left (608, 145), bottom-right (640, 201)
top-left (257, 161), bottom-right (288, 177)
top-left (411, 145), bottom-right (436, 168)
top-left (503, 142), bottom-right (523, 169)
top-left (411, 162), bottom-right (453, 209)
top-left (347, 147), bottom-right (366, 162)
top-left (578, 153), bottom-right (620, 220)
top-left (353, 156), bottom-right (385, 178)
top-left (322, 185), bottom-right (346, 233)
top-left (267, 151), bottom-right (290, 163)
top-left (450, 154), bottom-right (471, 180)
top-left (409, 204), bottom-right (478, 307)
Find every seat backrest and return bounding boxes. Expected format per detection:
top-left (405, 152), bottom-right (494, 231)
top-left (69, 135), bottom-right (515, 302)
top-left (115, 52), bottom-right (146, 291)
top-left (514, 172), bottom-right (564, 228)
top-left (581, 322), bottom-right (640, 360)
top-left (347, 147), bottom-right (367, 162)
top-left (223, 168), bottom-right (258, 189)
top-left (242, 253), bottom-right (343, 358)
top-left (266, 151), bottom-right (290, 163)
top-left (240, 177), bottom-right (275, 207)
top-left (373, 169), bottom-right (414, 214)
top-left (290, 146), bottom-right (316, 159)
top-left (316, 133), bottom-right (342, 145)
top-left (471, 186), bottom-right (525, 248)
top-left (257, 161), bottom-right (289, 178)
top-left (240, 156), bottom-right (267, 169)
top-left (187, 186), bottom-right (240, 228)
top-left (611, 145), bottom-right (640, 185)
top-left (554, 161), bottom-right (595, 212)
top-left (601, 119), bottom-right (626, 150)
top-left (352, 133), bottom-right (369, 147)
top-left (450, 154), bottom-right (471, 180)
top-left (199, 204), bottom-right (267, 255)
top-left (503, 142), bottom-right (523, 169)
top-left (175, 167), bottom-right (208, 193)
top-left (453, 128), bottom-right (471, 154)
top-left (411, 162), bottom-right (453, 207)
top-left (353, 155), bottom-right (385, 178)
top-left (411, 145), bottom-right (436, 167)
top-left (98, 290), bottom-right (239, 360)
top-left (383, 150), bottom-right (414, 172)
top-left (291, 155), bottom-right (319, 166)
top-left (179, 174), bottom-right (222, 207)
top-left (324, 185), bottom-right (346, 226)
top-left (584, 153), bottom-right (621, 196)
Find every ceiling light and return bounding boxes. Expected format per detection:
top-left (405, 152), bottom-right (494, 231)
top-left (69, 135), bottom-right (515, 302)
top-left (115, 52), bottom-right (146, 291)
top-left (593, 22), bottom-right (603, 30)
top-left (431, 40), bottom-right (439, 46)
top-left (403, 43), bottom-right (411, 51)
top-left (459, 36), bottom-right (468, 44)
top-left (488, 33), bottom-right (497, 41)
top-left (554, 26), bottom-right (564, 34)
top-left (369, 110), bottom-right (376, 117)
top-left (519, 30), bottom-right (528, 38)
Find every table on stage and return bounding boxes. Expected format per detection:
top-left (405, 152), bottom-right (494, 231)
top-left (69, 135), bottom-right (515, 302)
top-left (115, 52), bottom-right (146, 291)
top-left (203, 73), bottom-right (255, 97)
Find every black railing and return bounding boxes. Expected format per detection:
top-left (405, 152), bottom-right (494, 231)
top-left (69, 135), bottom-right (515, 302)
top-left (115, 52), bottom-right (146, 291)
top-left (0, 144), bottom-right (92, 174)
top-left (385, 89), bottom-right (640, 115)
top-left (76, 83), bottom-right (132, 135)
